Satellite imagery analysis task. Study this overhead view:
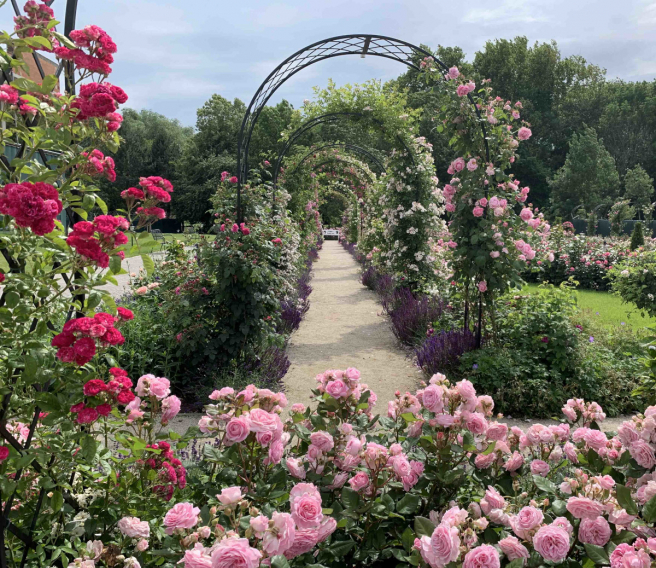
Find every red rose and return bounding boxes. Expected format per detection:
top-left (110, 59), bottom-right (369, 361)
top-left (117, 389), bottom-right (135, 405)
top-left (83, 379), bottom-right (107, 396)
top-left (95, 403), bottom-right (112, 417)
top-left (0, 445), bottom-right (9, 462)
top-left (116, 307), bottom-right (134, 321)
top-left (70, 402), bottom-right (85, 413)
top-left (76, 406), bottom-right (99, 424)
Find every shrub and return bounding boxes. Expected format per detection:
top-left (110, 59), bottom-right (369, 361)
top-left (361, 265), bottom-right (380, 290)
top-left (609, 250), bottom-right (656, 318)
top-left (631, 221), bottom-right (645, 250)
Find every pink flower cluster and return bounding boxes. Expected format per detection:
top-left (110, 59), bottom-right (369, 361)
top-left (72, 82), bottom-right (127, 130)
top-left (52, 311), bottom-right (129, 365)
top-left (198, 386), bottom-right (288, 465)
top-left (67, 215), bottom-right (129, 268)
top-left (70, 367), bottom-right (135, 424)
top-left (80, 149), bottom-right (116, 182)
top-left (0, 85), bottom-right (19, 105)
top-left (14, 1), bottom-right (57, 49)
top-left (176, 483), bottom-right (335, 566)
top-left (314, 367), bottom-right (377, 414)
top-left (122, 176), bottom-right (173, 223)
top-left (55, 25), bottom-right (117, 75)
top-left (0, 182), bottom-right (62, 235)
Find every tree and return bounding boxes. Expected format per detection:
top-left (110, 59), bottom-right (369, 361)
top-left (97, 109), bottom-right (192, 212)
top-left (549, 126), bottom-right (620, 216)
top-left (630, 221), bottom-right (645, 250)
top-left (624, 164), bottom-right (654, 212)
top-left (173, 95), bottom-right (294, 226)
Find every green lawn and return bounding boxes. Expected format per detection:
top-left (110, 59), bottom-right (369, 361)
top-left (524, 284), bottom-right (656, 330)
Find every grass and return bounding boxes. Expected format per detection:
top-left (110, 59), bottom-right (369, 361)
top-left (524, 284), bottom-right (656, 330)
top-left (123, 233), bottom-right (210, 258)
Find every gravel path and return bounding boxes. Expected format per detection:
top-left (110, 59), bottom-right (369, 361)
top-left (282, 240), bottom-right (421, 410)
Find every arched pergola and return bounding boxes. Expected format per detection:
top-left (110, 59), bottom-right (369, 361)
top-left (236, 34), bottom-right (489, 221)
top-left (288, 143), bottom-right (385, 177)
top-left (273, 111), bottom-right (413, 189)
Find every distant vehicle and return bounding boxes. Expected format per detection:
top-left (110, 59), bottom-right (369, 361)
top-left (322, 228), bottom-right (340, 240)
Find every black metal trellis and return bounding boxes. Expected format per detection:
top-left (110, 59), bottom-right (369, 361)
top-left (272, 111), bottom-right (414, 191)
top-left (236, 33), bottom-right (490, 222)
top-left (312, 159), bottom-right (377, 184)
top-left (288, 142), bottom-right (385, 177)
top-left (1, 2), bottom-right (80, 567)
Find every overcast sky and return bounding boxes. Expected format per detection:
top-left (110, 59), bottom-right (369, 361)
top-left (3, 0), bottom-right (656, 127)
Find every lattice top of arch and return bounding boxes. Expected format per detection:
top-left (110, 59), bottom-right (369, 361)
top-left (237, 34), bottom-right (449, 186)
top-left (288, 142), bottom-right (385, 177)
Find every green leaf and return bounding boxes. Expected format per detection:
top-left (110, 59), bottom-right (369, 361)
top-left (110, 255), bottom-right (122, 275)
top-left (271, 556), bottom-right (291, 568)
top-left (328, 540), bottom-right (355, 558)
top-left (401, 412), bottom-right (418, 422)
top-left (643, 494), bottom-right (656, 523)
top-left (96, 196), bottom-right (108, 214)
top-left (341, 487), bottom-right (361, 509)
top-left (551, 499), bottom-right (567, 516)
top-left (584, 543), bottom-right (609, 565)
top-left (50, 490), bottom-right (63, 513)
top-left (5, 291), bottom-right (19, 309)
top-left (507, 560), bottom-right (524, 568)
top-left (615, 485), bottom-right (639, 515)
top-left (532, 474), bottom-right (557, 494)
top-left (80, 435), bottom-right (97, 463)
top-left (23, 36), bottom-right (53, 51)
top-left (413, 516), bottom-right (435, 538)
top-left (401, 527), bottom-right (415, 552)
top-left (396, 493), bottom-right (421, 515)
top-left (141, 254), bottom-right (155, 276)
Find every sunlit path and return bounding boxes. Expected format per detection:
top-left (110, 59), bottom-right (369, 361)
top-left (283, 240), bottom-right (420, 408)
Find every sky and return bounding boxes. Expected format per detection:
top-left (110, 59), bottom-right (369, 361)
top-left (3, 0), bottom-right (656, 127)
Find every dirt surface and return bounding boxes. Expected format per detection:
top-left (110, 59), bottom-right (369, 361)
top-left (282, 240), bottom-right (421, 410)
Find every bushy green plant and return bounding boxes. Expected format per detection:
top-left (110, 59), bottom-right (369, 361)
top-left (630, 221), bottom-right (645, 250)
top-left (609, 250), bottom-right (656, 318)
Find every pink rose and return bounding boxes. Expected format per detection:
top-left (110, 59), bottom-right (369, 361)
top-left (477, 280), bottom-right (487, 293)
top-left (578, 517), bottom-right (611, 546)
top-left (262, 512), bottom-right (296, 556)
top-left (248, 408), bottom-right (281, 434)
top-left (566, 496), bottom-right (604, 519)
top-left (532, 525), bottom-right (570, 563)
top-left (465, 412), bottom-right (488, 435)
top-left (518, 127), bottom-right (532, 141)
top-left (498, 536), bottom-right (529, 561)
top-left (520, 208), bottom-right (533, 221)
top-left (422, 384), bottom-right (444, 413)
top-left (474, 453), bottom-right (496, 469)
top-left (135, 374), bottom-right (170, 399)
top-left (250, 515), bottom-right (269, 536)
top-left (180, 544), bottom-right (212, 568)
top-left (118, 516), bottom-right (150, 538)
top-left (630, 440), bottom-right (656, 469)
top-left (267, 439), bottom-right (284, 465)
top-left (391, 454), bottom-right (412, 478)
top-left (486, 423), bottom-right (508, 441)
top-left (217, 486), bottom-right (242, 506)
top-left (348, 471), bottom-right (370, 492)
top-left (225, 416), bottom-right (251, 444)
top-left (326, 379), bottom-right (349, 399)
top-left (210, 538), bottom-right (261, 568)
top-left (504, 451), bottom-right (524, 472)
top-left (310, 431), bottom-right (334, 452)
top-left (286, 457), bottom-right (306, 479)
top-left (283, 528), bottom-right (320, 560)
top-left (417, 536), bottom-right (438, 567)
top-left (161, 395), bottom-right (181, 424)
top-left (135, 540), bottom-right (149, 552)
top-left (480, 486), bottom-right (505, 515)
top-left (164, 502), bottom-right (200, 534)
top-left (511, 506), bottom-right (544, 540)
top-left (431, 524), bottom-right (460, 565)
top-left (530, 460), bottom-right (550, 477)
top-left (345, 436), bottom-right (363, 456)
top-left (473, 206), bottom-right (485, 217)
top-left (463, 544), bottom-right (500, 568)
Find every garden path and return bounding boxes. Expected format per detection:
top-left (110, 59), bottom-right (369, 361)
top-left (283, 240), bottom-right (421, 409)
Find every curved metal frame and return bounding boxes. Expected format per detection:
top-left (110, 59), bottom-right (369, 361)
top-left (288, 143), bottom-right (385, 177)
top-left (236, 33), bottom-right (490, 221)
top-left (312, 159), bottom-right (377, 184)
top-left (1, 2), bottom-right (80, 566)
top-left (273, 111), bottom-right (413, 188)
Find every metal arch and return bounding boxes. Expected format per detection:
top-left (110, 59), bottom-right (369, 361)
top-left (311, 159), bottom-right (377, 187)
top-left (272, 111), bottom-right (413, 188)
top-left (236, 33), bottom-right (491, 221)
top-left (1, 3), bottom-right (80, 567)
top-left (288, 143), bottom-right (385, 176)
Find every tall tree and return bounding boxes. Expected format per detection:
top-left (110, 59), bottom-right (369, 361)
top-left (624, 164), bottom-right (655, 212)
top-left (549, 126), bottom-right (620, 216)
